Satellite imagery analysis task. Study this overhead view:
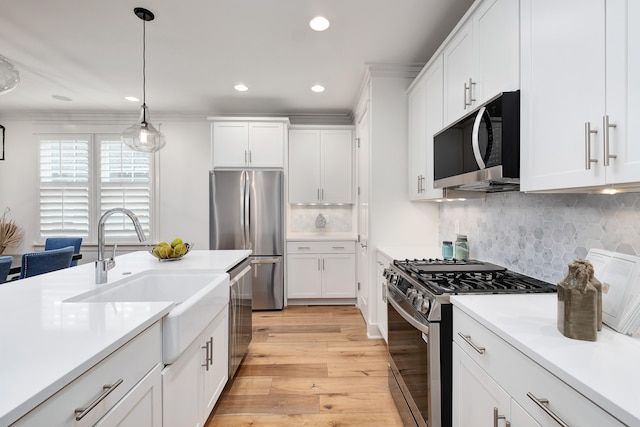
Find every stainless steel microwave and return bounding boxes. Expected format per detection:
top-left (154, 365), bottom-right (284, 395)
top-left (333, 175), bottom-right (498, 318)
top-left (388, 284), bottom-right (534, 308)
top-left (433, 91), bottom-right (520, 192)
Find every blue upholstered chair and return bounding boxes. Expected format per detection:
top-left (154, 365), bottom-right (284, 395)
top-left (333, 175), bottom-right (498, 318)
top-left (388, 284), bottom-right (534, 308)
top-left (45, 237), bottom-right (82, 266)
top-left (19, 246), bottom-right (74, 279)
top-left (0, 256), bottom-right (12, 284)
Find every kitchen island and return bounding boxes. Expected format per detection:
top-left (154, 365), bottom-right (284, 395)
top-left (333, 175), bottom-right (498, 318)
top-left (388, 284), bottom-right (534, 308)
top-left (0, 249), bottom-right (250, 426)
top-left (451, 293), bottom-right (640, 426)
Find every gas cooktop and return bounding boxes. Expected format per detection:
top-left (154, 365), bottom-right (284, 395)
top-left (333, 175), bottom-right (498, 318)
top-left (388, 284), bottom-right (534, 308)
top-left (391, 258), bottom-right (556, 296)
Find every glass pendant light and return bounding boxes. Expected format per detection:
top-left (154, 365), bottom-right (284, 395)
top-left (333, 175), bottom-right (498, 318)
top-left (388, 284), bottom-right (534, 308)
top-left (0, 54), bottom-right (20, 95)
top-left (121, 7), bottom-right (166, 153)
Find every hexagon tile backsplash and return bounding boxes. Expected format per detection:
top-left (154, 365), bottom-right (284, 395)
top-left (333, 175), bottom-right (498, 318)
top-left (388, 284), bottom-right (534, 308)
top-left (439, 191), bottom-right (640, 284)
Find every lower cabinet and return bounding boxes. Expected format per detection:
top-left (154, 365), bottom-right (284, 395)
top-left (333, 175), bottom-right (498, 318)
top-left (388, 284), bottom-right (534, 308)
top-left (453, 306), bottom-right (624, 427)
top-left (287, 241), bottom-right (356, 300)
top-left (162, 307), bottom-right (229, 427)
top-left (376, 251), bottom-right (391, 342)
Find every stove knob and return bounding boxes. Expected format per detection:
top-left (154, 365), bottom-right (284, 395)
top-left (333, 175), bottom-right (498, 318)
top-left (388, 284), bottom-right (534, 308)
top-left (420, 298), bottom-right (431, 314)
top-left (414, 294), bottom-right (424, 310)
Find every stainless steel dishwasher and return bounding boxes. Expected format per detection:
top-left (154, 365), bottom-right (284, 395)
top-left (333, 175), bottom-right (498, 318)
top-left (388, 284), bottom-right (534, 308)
top-left (228, 257), bottom-right (253, 379)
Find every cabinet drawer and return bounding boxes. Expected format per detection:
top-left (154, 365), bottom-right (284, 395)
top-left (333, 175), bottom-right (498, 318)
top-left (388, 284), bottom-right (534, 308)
top-left (376, 252), bottom-right (392, 269)
top-left (287, 241), bottom-right (355, 254)
top-left (453, 307), bottom-right (623, 427)
top-left (14, 322), bottom-right (162, 427)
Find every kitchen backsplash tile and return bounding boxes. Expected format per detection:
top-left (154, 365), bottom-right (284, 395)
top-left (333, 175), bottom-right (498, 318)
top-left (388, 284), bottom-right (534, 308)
top-left (439, 192), bottom-right (640, 284)
top-left (289, 205), bottom-right (353, 233)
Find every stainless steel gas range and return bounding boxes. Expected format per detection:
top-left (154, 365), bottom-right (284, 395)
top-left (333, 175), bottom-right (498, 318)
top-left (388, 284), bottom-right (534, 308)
top-left (384, 258), bottom-right (557, 427)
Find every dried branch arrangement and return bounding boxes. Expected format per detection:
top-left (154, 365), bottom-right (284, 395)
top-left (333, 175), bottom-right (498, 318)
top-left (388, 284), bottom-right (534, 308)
top-left (0, 207), bottom-right (24, 255)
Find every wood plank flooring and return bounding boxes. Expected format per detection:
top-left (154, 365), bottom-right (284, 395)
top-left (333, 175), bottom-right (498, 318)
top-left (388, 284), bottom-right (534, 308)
top-left (206, 305), bottom-right (403, 426)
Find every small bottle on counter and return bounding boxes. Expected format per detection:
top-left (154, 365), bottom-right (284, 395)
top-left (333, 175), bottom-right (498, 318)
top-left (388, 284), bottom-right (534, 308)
top-left (442, 241), bottom-right (453, 259)
top-left (454, 235), bottom-right (469, 260)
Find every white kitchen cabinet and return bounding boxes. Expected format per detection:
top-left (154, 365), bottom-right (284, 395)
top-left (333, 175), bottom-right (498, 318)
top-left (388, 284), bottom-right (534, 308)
top-left (211, 119), bottom-right (287, 168)
top-left (288, 127), bottom-right (354, 204)
top-left (520, 0), bottom-right (640, 192)
top-left (287, 241), bottom-right (356, 300)
top-left (162, 307), bottom-right (229, 427)
top-left (13, 322), bottom-right (163, 427)
top-left (443, 0), bottom-right (519, 126)
top-left (408, 55), bottom-right (444, 201)
top-left (453, 306), bottom-right (624, 427)
top-left (453, 343), bottom-right (512, 427)
top-left (375, 251), bottom-right (391, 342)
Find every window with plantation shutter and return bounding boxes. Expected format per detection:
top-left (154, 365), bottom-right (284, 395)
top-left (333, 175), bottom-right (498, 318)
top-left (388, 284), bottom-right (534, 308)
top-left (38, 133), bottom-right (155, 243)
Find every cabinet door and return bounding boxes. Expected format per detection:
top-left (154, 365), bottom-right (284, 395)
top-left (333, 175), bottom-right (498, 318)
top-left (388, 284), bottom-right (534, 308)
top-left (443, 20), bottom-right (475, 126)
top-left (605, 1), bottom-right (640, 185)
top-left (474, 0), bottom-right (520, 103)
top-left (287, 254), bottom-right (322, 298)
top-left (453, 344), bottom-right (511, 427)
top-left (423, 55), bottom-right (445, 200)
top-left (376, 253), bottom-right (391, 342)
top-left (289, 130), bottom-right (321, 203)
top-left (213, 122), bottom-right (249, 168)
top-left (249, 122), bottom-right (285, 167)
top-left (322, 254), bottom-right (356, 298)
top-left (162, 343), bottom-right (202, 427)
top-left (520, 0), bottom-right (606, 191)
top-left (95, 364), bottom-right (162, 427)
top-left (408, 74), bottom-right (427, 200)
top-left (202, 309), bottom-right (229, 422)
top-left (320, 129), bottom-right (353, 203)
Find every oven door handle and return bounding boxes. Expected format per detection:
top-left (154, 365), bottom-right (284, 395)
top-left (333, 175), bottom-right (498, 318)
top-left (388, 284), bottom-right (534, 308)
top-left (388, 289), bottom-right (430, 335)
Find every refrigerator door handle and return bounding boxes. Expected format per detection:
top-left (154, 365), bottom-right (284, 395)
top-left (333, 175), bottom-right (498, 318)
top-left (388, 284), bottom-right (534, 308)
top-left (251, 258), bottom-right (281, 265)
top-left (239, 171), bottom-right (246, 249)
top-left (243, 171), bottom-right (251, 249)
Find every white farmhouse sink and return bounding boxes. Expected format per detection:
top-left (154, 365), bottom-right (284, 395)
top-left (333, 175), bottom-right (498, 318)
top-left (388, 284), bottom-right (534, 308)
top-left (66, 270), bottom-right (230, 364)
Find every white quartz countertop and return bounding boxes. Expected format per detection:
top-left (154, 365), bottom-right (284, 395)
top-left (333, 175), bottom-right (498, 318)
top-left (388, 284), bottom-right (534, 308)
top-left (287, 232), bottom-right (357, 241)
top-left (376, 245), bottom-right (441, 261)
top-left (451, 293), bottom-right (640, 426)
top-left (0, 249), bottom-right (250, 426)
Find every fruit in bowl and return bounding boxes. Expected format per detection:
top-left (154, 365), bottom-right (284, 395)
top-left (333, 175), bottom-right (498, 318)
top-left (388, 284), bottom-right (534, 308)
top-left (150, 238), bottom-right (191, 261)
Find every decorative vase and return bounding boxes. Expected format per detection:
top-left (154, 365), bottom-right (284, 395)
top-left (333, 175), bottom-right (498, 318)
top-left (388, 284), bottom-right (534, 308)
top-left (557, 260), bottom-right (598, 341)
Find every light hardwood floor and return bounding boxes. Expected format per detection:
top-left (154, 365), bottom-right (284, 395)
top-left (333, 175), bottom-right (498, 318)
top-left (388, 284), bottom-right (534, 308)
top-left (206, 305), bottom-right (403, 426)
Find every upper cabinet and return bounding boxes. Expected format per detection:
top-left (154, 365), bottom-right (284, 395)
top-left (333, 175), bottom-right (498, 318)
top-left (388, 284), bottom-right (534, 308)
top-left (408, 55), bottom-right (444, 201)
top-left (211, 118), bottom-right (289, 168)
top-left (520, 0), bottom-right (640, 192)
top-left (443, 0), bottom-right (519, 126)
top-left (289, 127), bottom-right (354, 204)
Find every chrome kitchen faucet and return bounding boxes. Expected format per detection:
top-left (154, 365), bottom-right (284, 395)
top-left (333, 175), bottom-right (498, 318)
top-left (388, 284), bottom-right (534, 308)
top-left (95, 208), bottom-right (146, 284)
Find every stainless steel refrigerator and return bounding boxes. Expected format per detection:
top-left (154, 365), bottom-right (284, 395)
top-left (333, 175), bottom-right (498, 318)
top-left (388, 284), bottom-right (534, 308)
top-left (209, 170), bottom-right (284, 310)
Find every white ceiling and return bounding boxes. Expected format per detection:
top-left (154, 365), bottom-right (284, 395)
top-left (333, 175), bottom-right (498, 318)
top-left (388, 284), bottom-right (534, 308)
top-left (0, 0), bottom-right (474, 119)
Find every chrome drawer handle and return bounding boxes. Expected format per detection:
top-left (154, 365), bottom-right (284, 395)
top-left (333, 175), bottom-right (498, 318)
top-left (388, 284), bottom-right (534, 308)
top-left (74, 378), bottom-right (123, 421)
top-left (584, 122), bottom-right (598, 170)
top-left (527, 392), bottom-right (569, 427)
top-left (458, 332), bottom-right (485, 354)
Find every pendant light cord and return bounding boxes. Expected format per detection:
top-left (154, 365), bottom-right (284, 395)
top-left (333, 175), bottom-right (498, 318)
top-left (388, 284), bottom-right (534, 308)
top-left (142, 18), bottom-right (146, 107)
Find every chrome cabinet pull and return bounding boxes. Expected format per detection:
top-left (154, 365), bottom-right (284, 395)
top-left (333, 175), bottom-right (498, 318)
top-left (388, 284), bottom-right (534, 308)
top-left (468, 78), bottom-right (476, 104)
top-left (74, 379), bottom-right (123, 421)
top-left (457, 332), bottom-right (485, 354)
top-left (332, 246), bottom-right (345, 250)
top-left (202, 341), bottom-right (210, 371)
top-left (527, 392), bottom-right (569, 426)
top-left (464, 81), bottom-right (470, 109)
top-left (297, 246), bottom-right (311, 250)
top-left (585, 122), bottom-right (598, 170)
top-left (207, 337), bottom-right (213, 366)
top-left (249, 150), bottom-right (252, 164)
top-left (493, 407), bottom-right (510, 427)
top-left (317, 188), bottom-right (320, 201)
top-left (603, 115), bottom-right (617, 166)
top-left (244, 150), bottom-right (248, 164)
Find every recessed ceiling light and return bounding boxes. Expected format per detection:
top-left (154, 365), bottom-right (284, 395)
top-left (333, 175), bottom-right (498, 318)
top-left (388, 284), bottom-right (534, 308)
top-left (234, 84), bottom-right (249, 92)
top-left (52, 95), bottom-right (72, 102)
top-left (309, 16), bottom-right (330, 31)
top-left (125, 96), bottom-right (139, 102)
top-left (311, 85), bottom-right (325, 93)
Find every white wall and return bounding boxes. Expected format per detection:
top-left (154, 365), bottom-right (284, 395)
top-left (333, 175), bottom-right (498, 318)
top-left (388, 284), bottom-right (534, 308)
top-left (0, 114), bottom-right (211, 257)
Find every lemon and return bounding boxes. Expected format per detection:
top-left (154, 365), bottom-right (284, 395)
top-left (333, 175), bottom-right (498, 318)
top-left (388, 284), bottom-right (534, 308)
top-left (156, 244), bottom-right (172, 259)
top-left (172, 243), bottom-right (187, 257)
top-left (170, 237), bottom-right (183, 248)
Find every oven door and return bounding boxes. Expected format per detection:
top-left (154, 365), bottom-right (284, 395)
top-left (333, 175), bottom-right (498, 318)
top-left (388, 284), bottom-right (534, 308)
top-left (387, 284), bottom-right (441, 427)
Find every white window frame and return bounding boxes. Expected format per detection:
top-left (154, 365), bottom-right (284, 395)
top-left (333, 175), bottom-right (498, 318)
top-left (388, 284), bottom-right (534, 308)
top-left (38, 133), bottom-right (158, 244)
